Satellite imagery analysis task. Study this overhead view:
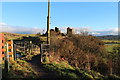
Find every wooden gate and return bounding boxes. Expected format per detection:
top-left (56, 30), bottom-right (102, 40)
top-left (40, 44), bottom-right (50, 62)
top-left (13, 40), bottom-right (40, 59)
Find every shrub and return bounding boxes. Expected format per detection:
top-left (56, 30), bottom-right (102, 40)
top-left (50, 34), bottom-right (108, 75)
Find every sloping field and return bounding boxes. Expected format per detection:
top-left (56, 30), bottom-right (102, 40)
top-left (1, 32), bottom-right (36, 40)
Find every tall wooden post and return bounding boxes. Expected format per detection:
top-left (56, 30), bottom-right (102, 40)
top-left (40, 0), bottom-right (51, 63)
top-left (47, 0), bottom-right (50, 45)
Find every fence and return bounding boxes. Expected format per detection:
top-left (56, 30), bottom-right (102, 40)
top-left (7, 40), bottom-right (14, 60)
top-left (0, 33), bottom-right (14, 64)
top-left (0, 34), bottom-right (41, 62)
top-left (40, 44), bottom-right (50, 62)
top-left (0, 34), bottom-right (41, 72)
top-left (0, 33), bottom-right (5, 63)
top-left (13, 40), bottom-right (40, 59)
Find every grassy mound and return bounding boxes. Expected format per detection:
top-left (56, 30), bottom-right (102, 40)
top-left (2, 59), bottom-right (37, 78)
top-left (42, 62), bottom-right (120, 80)
top-left (42, 62), bottom-right (95, 79)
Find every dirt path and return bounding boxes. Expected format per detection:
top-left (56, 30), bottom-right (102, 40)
top-left (27, 54), bottom-right (57, 78)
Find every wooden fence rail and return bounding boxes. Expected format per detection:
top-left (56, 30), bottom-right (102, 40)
top-left (0, 33), bottom-right (14, 64)
top-left (13, 40), bottom-right (40, 60)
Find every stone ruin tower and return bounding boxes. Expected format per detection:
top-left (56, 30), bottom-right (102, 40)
top-left (67, 27), bottom-right (74, 35)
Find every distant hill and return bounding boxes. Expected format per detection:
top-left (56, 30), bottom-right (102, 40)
top-left (1, 32), bottom-right (119, 41)
top-left (1, 32), bottom-right (36, 40)
top-left (96, 35), bottom-right (119, 40)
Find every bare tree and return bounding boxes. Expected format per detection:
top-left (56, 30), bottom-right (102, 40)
top-left (79, 28), bottom-right (90, 36)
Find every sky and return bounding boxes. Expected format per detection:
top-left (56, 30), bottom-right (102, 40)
top-left (0, 2), bottom-right (119, 35)
top-left (1, 0), bottom-right (120, 2)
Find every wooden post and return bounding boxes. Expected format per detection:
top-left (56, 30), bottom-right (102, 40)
top-left (47, 0), bottom-right (51, 45)
top-left (13, 44), bottom-right (17, 60)
top-left (26, 41), bottom-right (29, 54)
top-left (4, 43), bottom-right (9, 72)
top-left (31, 43), bottom-right (33, 55)
top-left (40, 44), bottom-right (43, 63)
top-left (11, 40), bottom-right (14, 60)
top-left (24, 41), bottom-right (27, 54)
top-left (30, 41), bottom-right (32, 55)
top-left (24, 43), bottom-right (25, 54)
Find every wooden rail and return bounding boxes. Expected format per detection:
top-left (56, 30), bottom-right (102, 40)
top-left (13, 40), bottom-right (40, 60)
top-left (0, 33), bottom-right (5, 63)
top-left (0, 33), bottom-right (14, 64)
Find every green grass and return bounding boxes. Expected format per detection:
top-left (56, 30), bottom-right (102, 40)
top-left (2, 32), bottom-right (36, 40)
top-left (42, 62), bottom-right (79, 79)
top-left (105, 44), bottom-right (119, 52)
top-left (42, 61), bottom-right (120, 80)
top-left (42, 62), bottom-right (106, 80)
top-left (40, 36), bottom-right (47, 42)
top-left (102, 40), bottom-right (120, 43)
top-left (2, 59), bottom-right (38, 78)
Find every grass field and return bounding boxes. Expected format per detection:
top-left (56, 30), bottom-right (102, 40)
top-left (102, 39), bottom-right (119, 52)
top-left (102, 40), bottom-right (120, 43)
top-left (105, 44), bottom-right (119, 52)
top-left (1, 32), bottom-right (36, 40)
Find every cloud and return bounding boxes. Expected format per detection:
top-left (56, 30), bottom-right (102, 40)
top-left (90, 32), bottom-right (100, 35)
top-left (59, 26), bottom-right (118, 36)
top-left (91, 28), bottom-right (119, 36)
top-left (59, 26), bottom-right (91, 34)
top-left (0, 22), bottom-right (118, 36)
top-left (0, 22), bottom-right (6, 25)
top-left (59, 27), bottom-right (67, 33)
top-left (0, 22), bottom-right (43, 34)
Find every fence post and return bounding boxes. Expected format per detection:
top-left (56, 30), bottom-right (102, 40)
top-left (4, 43), bottom-right (9, 72)
top-left (24, 42), bottom-right (25, 54)
top-left (40, 44), bottom-right (43, 63)
top-left (30, 41), bottom-right (32, 55)
top-left (13, 44), bottom-right (17, 60)
top-left (11, 40), bottom-right (14, 60)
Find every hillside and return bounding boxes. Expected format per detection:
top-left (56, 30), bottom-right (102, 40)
top-left (1, 32), bottom-right (120, 79)
top-left (1, 32), bottom-right (36, 40)
top-left (2, 32), bottom-right (119, 41)
top-left (96, 35), bottom-right (119, 40)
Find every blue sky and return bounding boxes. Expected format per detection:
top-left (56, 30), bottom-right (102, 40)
top-left (1, 2), bottom-right (118, 35)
